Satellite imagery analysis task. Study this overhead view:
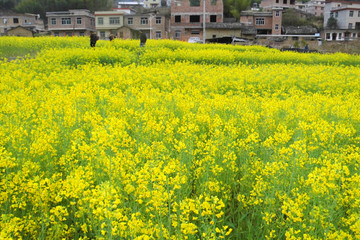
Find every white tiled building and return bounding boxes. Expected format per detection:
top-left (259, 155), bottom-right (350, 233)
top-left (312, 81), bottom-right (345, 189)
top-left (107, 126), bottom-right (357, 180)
top-left (323, 0), bottom-right (360, 41)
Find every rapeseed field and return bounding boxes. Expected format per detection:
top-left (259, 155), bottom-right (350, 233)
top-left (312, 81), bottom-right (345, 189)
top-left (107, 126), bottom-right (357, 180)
top-left (1, 37), bottom-right (360, 239)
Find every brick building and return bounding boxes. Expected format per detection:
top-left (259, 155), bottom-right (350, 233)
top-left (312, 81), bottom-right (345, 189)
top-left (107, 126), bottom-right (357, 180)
top-left (240, 8), bottom-right (282, 35)
top-left (170, 0), bottom-right (223, 42)
top-left (46, 9), bottom-right (96, 37)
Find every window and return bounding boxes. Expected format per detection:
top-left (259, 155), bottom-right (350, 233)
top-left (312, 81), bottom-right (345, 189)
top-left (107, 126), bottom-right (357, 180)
top-left (276, 0), bottom-right (279, 3)
top-left (335, 12), bottom-right (338, 18)
top-left (13, 18), bottom-right (19, 24)
top-left (51, 18), bottom-right (56, 25)
top-left (91, 19), bottom-right (95, 26)
top-left (275, 24), bottom-right (279, 30)
top-left (128, 18), bottom-right (133, 25)
top-left (100, 31), bottom-right (105, 38)
top-left (210, 15), bottom-right (216, 22)
top-left (283, 0), bottom-right (287, 4)
top-left (141, 17), bottom-right (148, 24)
top-left (353, 33), bottom-right (357, 38)
top-left (349, 11), bottom-right (354, 17)
top-left (156, 17), bottom-right (161, 24)
top-left (191, 30), bottom-right (200, 35)
top-left (255, 18), bottom-right (265, 25)
top-left (62, 18), bottom-right (71, 25)
top-left (338, 33), bottom-right (342, 39)
top-left (77, 17), bottom-right (82, 24)
top-left (98, 17), bottom-right (103, 25)
top-left (349, 23), bottom-right (353, 29)
top-left (110, 17), bottom-right (120, 25)
top-left (326, 33), bottom-right (330, 39)
top-left (175, 30), bottom-right (181, 39)
top-left (190, 0), bottom-right (200, 6)
top-left (175, 15), bottom-right (181, 23)
top-left (358, 11), bottom-right (360, 17)
top-left (190, 15), bottom-right (200, 22)
top-left (155, 31), bottom-right (161, 39)
top-left (276, 11), bottom-right (280, 17)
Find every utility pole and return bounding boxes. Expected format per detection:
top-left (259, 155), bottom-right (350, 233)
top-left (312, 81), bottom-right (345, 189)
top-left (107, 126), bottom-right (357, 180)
top-left (203, 0), bottom-right (206, 44)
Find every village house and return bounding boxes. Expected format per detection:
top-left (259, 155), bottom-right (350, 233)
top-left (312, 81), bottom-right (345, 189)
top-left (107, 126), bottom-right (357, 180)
top-left (170, 0), bottom-right (224, 42)
top-left (240, 8), bottom-right (283, 35)
top-left (260, 0), bottom-right (296, 10)
top-left (120, 7), bottom-right (171, 39)
top-left (94, 9), bottom-right (126, 40)
top-left (0, 10), bottom-right (44, 36)
top-left (46, 9), bottom-right (96, 37)
top-left (323, 0), bottom-right (360, 41)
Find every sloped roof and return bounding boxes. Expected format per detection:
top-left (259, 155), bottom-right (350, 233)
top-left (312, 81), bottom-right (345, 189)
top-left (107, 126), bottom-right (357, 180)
top-left (206, 22), bottom-right (244, 29)
top-left (283, 25), bottom-right (318, 34)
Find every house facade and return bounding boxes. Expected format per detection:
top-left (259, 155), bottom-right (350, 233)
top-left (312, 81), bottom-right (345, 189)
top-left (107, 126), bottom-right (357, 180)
top-left (121, 7), bottom-right (171, 39)
top-left (143, 0), bottom-right (162, 8)
top-left (170, 0), bottom-right (223, 42)
top-left (0, 10), bottom-right (44, 36)
top-left (260, 0), bottom-right (296, 10)
top-left (323, 0), bottom-right (360, 41)
top-left (46, 9), bottom-right (96, 37)
top-left (95, 10), bottom-right (126, 39)
top-left (240, 8), bottom-right (282, 35)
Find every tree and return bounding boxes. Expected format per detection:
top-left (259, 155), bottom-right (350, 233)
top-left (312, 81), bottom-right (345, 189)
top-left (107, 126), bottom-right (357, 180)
top-left (326, 16), bottom-right (338, 29)
top-left (0, 0), bottom-right (22, 9)
top-left (223, 0), bottom-right (251, 19)
top-left (282, 8), bottom-right (308, 26)
top-left (15, 0), bottom-right (110, 20)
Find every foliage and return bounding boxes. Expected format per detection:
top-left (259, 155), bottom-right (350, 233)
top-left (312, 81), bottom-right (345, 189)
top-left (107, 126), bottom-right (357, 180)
top-left (282, 8), bottom-right (309, 27)
top-left (10, 0), bottom-right (110, 19)
top-left (1, 37), bottom-right (360, 239)
top-left (223, 0), bottom-right (251, 19)
top-left (326, 16), bottom-right (338, 30)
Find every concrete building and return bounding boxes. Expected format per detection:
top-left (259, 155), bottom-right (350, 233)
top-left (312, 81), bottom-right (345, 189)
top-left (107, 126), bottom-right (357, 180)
top-left (121, 7), bottom-right (171, 39)
top-left (0, 10), bottom-right (44, 36)
top-left (46, 9), bottom-right (96, 37)
top-left (170, 0), bottom-right (224, 42)
top-left (260, 0), bottom-right (296, 10)
top-left (323, 0), bottom-right (360, 41)
top-left (95, 9), bottom-right (127, 39)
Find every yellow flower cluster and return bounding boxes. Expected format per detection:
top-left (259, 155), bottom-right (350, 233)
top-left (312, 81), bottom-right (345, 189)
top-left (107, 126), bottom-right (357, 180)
top-left (1, 37), bottom-right (360, 239)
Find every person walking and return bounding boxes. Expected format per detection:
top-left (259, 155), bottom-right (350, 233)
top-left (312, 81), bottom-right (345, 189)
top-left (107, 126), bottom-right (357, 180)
top-left (139, 31), bottom-right (147, 47)
top-left (90, 31), bottom-right (99, 48)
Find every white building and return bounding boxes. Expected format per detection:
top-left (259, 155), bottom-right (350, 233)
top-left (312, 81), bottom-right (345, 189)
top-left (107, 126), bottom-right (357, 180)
top-left (323, 0), bottom-right (360, 41)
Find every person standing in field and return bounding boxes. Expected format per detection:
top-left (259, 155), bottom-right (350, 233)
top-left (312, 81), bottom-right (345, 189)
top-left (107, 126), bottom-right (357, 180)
top-left (140, 31), bottom-right (147, 47)
top-left (90, 31), bottom-right (99, 48)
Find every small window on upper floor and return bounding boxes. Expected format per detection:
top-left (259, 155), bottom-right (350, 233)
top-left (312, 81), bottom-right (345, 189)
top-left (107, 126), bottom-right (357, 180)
top-left (210, 15), bottom-right (216, 22)
top-left (13, 18), bottom-right (19, 24)
top-left (349, 10), bottom-right (354, 17)
top-left (175, 15), bottom-right (181, 23)
top-left (276, 11), bottom-right (280, 17)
